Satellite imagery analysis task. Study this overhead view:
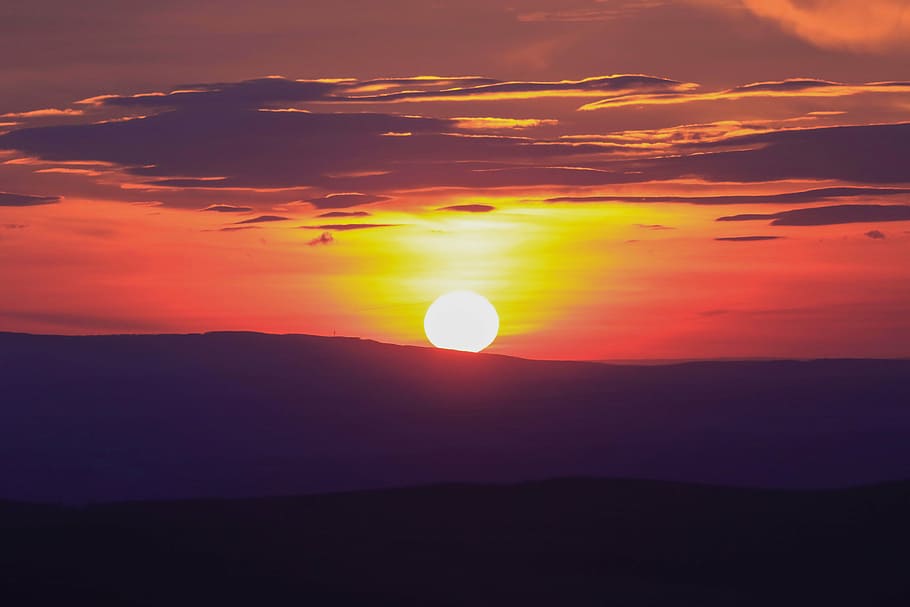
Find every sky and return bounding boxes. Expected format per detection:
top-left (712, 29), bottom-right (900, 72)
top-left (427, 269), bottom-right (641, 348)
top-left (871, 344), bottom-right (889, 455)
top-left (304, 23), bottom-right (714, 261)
top-left (2, 0), bottom-right (910, 360)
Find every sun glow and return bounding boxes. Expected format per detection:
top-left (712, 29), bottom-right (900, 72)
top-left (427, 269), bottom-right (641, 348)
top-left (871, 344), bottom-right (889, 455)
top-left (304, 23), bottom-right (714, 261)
top-left (424, 290), bottom-right (500, 352)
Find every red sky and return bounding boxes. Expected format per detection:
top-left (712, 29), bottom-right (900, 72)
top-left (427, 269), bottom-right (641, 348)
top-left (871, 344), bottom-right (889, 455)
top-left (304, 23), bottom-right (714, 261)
top-left (2, 0), bottom-right (910, 359)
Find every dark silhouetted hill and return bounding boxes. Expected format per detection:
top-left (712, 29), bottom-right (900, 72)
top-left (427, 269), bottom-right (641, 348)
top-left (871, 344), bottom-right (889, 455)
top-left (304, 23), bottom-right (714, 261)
top-left (2, 479), bottom-right (909, 605)
top-left (1, 331), bottom-right (909, 502)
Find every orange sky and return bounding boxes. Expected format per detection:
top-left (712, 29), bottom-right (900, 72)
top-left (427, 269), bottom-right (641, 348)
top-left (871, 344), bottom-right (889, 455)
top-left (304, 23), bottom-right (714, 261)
top-left (2, 0), bottom-right (910, 359)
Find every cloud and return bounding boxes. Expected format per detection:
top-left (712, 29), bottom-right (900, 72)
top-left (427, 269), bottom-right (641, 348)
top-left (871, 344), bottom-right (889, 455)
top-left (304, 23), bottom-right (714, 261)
top-left (645, 123), bottom-right (910, 185)
top-left (0, 192), bottom-right (61, 206)
top-left (739, 0), bottom-right (910, 52)
top-left (0, 114), bottom-right (458, 192)
top-left (307, 231), bottom-right (335, 246)
top-left (201, 204), bottom-right (254, 213)
top-left (515, 1), bottom-right (664, 23)
top-left (306, 193), bottom-right (391, 209)
top-left (580, 79), bottom-right (910, 110)
top-left (316, 210), bottom-right (372, 218)
top-left (564, 119), bottom-right (794, 147)
top-left (79, 74), bottom-right (691, 109)
top-left (218, 226), bottom-right (261, 232)
top-left (634, 223), bottom-right (674, 230)
top-left (548, 187), bottom-right (910, 205)
top-left (452, 117), bottom-right (558, 130)
top-left (0, 106), bottom-right (619, 192)
top-left (301, 223), bottom-right (398, 231)
top-left (717, 205), bottom-right (910, 226)
top-left (4, 77), bottom-right (910, 197)
top-left (715, 236), bottom-right (783, 242)
top-left (437, 204), bottom-right (496, 213)
top-left (234, 215), bottom-right (290, 224)
top-left (347, 74), bottom-right (695, 103)
top-left (567, 114), bottom-right (865, 149)
top-left (865, 230), bottom-right (887, 239)
top-left (0, 110), bottom-right (470, 190)
top-left (82, 77), bottom-right (343, 110)
top-left (1, 108), bottom-right (84, 119)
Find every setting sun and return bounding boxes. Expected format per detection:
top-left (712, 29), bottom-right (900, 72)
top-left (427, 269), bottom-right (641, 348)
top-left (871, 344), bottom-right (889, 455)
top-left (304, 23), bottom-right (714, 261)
top-left (424, 290), bottom-right (499, 352)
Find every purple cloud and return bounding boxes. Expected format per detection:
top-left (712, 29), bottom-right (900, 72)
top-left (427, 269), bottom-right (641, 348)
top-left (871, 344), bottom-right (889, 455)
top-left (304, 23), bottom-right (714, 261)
top-left (717, 205), bottom-right (910, 226)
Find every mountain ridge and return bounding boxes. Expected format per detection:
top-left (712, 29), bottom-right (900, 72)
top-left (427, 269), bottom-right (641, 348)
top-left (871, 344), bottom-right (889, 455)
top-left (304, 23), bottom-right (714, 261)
top-left (2, 331), bottom-right (909, 502)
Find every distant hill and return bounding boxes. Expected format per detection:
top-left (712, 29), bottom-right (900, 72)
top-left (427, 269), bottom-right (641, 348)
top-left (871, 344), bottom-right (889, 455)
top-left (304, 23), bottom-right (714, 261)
top-left (1, 331), bottom-right (909, 502)
top-left (2, 479), bottom-right (909, 605)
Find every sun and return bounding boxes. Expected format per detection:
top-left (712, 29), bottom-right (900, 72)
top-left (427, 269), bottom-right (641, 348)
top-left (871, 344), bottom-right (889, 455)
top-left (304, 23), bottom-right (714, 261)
top-left (424, 290), bottom-right (500, 352)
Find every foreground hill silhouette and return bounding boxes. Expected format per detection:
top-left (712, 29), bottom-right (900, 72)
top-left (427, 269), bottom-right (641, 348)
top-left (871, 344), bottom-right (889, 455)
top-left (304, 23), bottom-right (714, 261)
top-left (1, 331), bottom-right (910, 502)
top-left (2, 479), bottom-right (909, 605)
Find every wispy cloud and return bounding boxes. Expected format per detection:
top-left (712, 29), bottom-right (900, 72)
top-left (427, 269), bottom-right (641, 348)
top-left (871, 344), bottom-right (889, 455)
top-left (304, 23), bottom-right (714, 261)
top-left (437, 204), bottom-right (496, 213)
top-left (0, 192), bottom-right (61, 206)
top-left (581, 79), bottom-right (910, 110)
top-left (307, 231), bottom-right (334, 246)
top-left (218, 225), bottom-right (261, 232)
top-left (4, 76), bottom-right (910, 204)
top-left (305, 193), bottom-right (391, 209)
top-left (516, 1), bottom-right (665, 23)
top-left (717, 204), bottom-right (910, 226)
top-left (453, 117), bottom-right (558, 130)
top-left (548, 187), bottom-right (910, 206)
top-left (201, 204), bottom-right (254, 213)
top-left (634, 223), bottom-right (674, 230)
top-left (235, 215), bottom-right (290, 224)
top-left (715, 236), bottom-right (783, 242)
top-left (301, 223), bottom-right (399, 231)
top-left (1, 108), bottom-right (84, 119)
top-left (316, 210), bottom-right (371, 218)
top-left (77, 75), bottom-right (691, 109)
top-left (346, 75), bottom-right (695, 103)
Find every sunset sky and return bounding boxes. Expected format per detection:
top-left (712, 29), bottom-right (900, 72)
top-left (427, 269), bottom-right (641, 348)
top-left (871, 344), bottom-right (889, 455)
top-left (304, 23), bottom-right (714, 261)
top-left (2, 0), bottom-right (910, 360)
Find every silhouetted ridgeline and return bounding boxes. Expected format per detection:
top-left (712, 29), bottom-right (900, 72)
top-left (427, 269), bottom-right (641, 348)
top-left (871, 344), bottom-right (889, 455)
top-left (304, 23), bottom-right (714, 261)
top-left (2, 479), bottom-right (909, 605)
top-left (1, 331), bottom-right (909, 502)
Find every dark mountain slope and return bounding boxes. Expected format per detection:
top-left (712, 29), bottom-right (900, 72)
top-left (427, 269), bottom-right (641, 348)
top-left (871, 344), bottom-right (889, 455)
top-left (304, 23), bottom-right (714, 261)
top-left (1, 332), bottom-right (909, 501)
top-left (2, 479), bottom-right (909, 606)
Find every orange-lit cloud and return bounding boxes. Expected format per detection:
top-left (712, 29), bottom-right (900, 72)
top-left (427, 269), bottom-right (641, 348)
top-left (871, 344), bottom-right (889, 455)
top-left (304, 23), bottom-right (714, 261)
top-left (581, 79), bottom-right (910, 110)
top-left (453, 117), bottom-right (558, 130)
top-left (739, 0), bottom-right (910, 52)
top-left (343, 75), bottom-right (697, 103)
top-left (561, 116), bottom-right (828, 148)
top-left (75, 75), bottom-right (695, 109)
top-left (1, 108), bottom-right (84, 119)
